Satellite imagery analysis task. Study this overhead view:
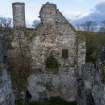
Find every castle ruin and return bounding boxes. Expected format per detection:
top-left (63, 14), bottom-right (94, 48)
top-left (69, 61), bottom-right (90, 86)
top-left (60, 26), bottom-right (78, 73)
top-left (28, 2), bottom-right (86, 101)
top-left (1, 2), bottom-right (105, 105)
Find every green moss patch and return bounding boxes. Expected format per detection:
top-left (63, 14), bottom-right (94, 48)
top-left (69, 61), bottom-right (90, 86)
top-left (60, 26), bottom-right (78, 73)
top-left (45, 55), bottom-right (60, 73)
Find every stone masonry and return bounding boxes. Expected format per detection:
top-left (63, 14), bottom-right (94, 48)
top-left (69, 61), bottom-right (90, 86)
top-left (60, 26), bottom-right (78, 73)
top-left (28, 2), bottom-right (86, 102)
top-left (78, 64), bottom-right (105, 105)
top-left (8, 2), bottom-right (31, 71)
top-left (12, 2), bottom-right (25, 28)
top-left (1, 1), bottom-right (105, 105)
top-left (8, 2), bottom-right (32, 100)
top-left (0, 33), bottom-right (15, 105)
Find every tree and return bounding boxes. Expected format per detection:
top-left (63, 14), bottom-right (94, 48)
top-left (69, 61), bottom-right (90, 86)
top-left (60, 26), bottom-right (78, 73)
top-left (75, 23), bottom-right (82, 31)
top-left (99, 20), bottom-right (105, 32)
top-left (32, 20), bottom-right (40, 28)
top-left (81, 21), bottom-right (97, 32)
top-left (0, 17), bottom-right (12, 28)
top-left (102, 20), bottom-right (105, 25)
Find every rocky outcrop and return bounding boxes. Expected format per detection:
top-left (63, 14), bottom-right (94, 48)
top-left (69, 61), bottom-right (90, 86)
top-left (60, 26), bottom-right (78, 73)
top-left (78, 64), bottom-right (105, 105)
top-left (0, 69), bottom-right (15, 105)
top-left (0, 33), bottom-right (15, 105)
top-left (28, 69), bottom-right (77, 102)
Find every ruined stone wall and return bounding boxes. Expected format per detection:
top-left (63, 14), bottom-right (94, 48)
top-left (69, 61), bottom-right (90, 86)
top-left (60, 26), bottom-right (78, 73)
top-left (6, 1), bottom-right (86, 103)
top-left (12, 2), bottom-right (25, 28)
top-left (8, 3), bottom-right (32, 100)
top-left (9, 2), bottom-right (31, 68)
top-left (29, 2), bottom-right (86, 102)
top-left (0, 33), bottom-right (15, 105)
top-left (78, 64), bottom-right (105, 105)
top-left (0, 69), bottom-right (15, 105)
top-left (11, 2), bottom-right (27, 55)
top-left (78, 40), bottom-right (86, 67)
top-left (40, 3), bottom-right (57, 24)
top-left (31, 2), bottom-right (78, 71)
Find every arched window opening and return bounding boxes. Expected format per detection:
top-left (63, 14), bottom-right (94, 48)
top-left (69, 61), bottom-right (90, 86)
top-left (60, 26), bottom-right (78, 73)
top-left (45, 55), bottom-right (59, 72)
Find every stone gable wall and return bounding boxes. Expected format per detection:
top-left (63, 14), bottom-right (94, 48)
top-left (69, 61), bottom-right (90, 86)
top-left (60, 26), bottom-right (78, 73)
top-left (29, 2), bottom-right (86, 101)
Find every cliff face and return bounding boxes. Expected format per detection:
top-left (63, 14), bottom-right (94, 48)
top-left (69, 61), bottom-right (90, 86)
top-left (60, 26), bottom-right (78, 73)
top-left (28, 2), bottom-right (86, 101)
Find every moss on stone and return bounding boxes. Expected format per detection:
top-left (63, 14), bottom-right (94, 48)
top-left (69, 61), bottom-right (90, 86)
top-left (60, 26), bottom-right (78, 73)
top-left (45, 55), bottom-right (60, 73)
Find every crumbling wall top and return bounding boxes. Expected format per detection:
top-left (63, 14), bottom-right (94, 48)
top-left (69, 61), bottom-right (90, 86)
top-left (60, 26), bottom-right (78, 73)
top-left (12, 2), bottom-right (25, 28)
top-left (12, 2), bottom-right (25, 5)
top-left (39, 2), bottom-right (57, 23)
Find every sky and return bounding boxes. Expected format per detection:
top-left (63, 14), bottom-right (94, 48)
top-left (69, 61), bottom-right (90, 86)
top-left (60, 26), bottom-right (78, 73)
top-left (0, 0), bottom-right (105, 25)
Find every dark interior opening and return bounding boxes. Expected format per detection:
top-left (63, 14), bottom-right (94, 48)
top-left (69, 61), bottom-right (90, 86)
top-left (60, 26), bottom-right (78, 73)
top-left (3, 55), bottom-right (7, 63)
top-left (25, 90), bottom-right (32, 103)
top-left (86, 91), bottom-right (95, 105)
top-left (45, 55), bottom-right (59, 71)
top-left (62, 49), bottom-right (69, 59)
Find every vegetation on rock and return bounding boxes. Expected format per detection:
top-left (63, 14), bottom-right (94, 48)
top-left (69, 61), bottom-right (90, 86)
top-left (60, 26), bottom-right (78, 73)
top-left (45, 55), bottom-right (60, 73)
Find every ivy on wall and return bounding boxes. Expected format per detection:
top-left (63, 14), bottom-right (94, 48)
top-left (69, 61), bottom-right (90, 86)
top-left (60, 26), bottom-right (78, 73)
top-left (45, 55), bottom-right (60, 73)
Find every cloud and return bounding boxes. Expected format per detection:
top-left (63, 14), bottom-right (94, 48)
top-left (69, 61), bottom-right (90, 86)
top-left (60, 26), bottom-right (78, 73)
top-left (73, 1), bottom-right (105, 25)
top-left (95, 0), bottom-right (105, 2)
top-left (95, 2), bottom-right (105, 13)
top-left (89, 2), bottom-right (105, 20)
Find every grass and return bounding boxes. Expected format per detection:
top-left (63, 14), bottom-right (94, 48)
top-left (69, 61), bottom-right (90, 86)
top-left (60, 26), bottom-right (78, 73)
top-left (29, 97), bottom-right (77, 105)
top-left (16, 97), bottom-right (77, 105)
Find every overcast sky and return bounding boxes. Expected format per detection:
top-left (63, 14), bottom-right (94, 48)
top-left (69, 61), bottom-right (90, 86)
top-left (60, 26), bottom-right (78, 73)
top-left (0, 0), bottom-right (105, 25)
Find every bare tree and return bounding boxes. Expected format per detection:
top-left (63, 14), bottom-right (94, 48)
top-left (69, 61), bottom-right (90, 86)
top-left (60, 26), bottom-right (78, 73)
top-left (99, 20), bottom-right (105, 32)
top-left (75, 23), bottom-right (81, 31)
top-left (0, 17), bottom-right (12, 28)
top-left (102, 20), bottom-right (105, 26)
top-left (81, 21), bottom-right (97, 32)
top-left (32, 20), bottom-right (40, 28)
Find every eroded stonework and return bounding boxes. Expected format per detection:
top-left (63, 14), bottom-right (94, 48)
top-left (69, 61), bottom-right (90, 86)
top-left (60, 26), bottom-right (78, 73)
top-left (28, 2), bottom-right (86, 101)
top-left (78, 64), bottom-right (105, 105)
top-left (0, 34), bottom-right (15, 105)
top-left (12, 2), bottom-right (25, 28)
